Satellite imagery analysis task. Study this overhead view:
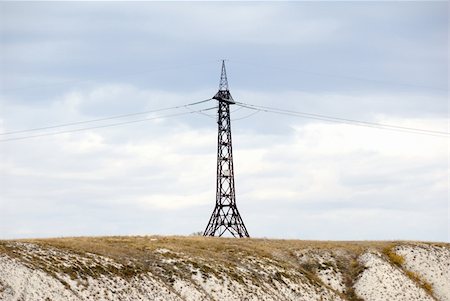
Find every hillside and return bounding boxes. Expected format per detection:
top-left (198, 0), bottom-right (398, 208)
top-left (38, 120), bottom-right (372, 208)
top-left (0, 236), bottom-right (448, 301)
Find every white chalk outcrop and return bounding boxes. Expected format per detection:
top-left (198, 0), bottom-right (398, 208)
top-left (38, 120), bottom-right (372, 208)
top-left (0, 238), bottom-right (448, 301)
top-left (396, 244), bottom-right (450, 301)
top-left (354, 252), bottom-right (435, 301)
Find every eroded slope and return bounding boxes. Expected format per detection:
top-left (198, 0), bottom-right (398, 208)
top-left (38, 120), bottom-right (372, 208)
top-left (0, 237), bottom-right (448, 301)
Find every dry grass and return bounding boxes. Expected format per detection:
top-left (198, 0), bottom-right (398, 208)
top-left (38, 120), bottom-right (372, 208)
top-left (336, 257), bottom-right (366, 301)
top-left (13, 237), bottom-right (428, 260)
top-left (1, 237), bottom-right (447, 274)
top-left (0, 236), bottom-right (447, 300)
top-left (382, 247), bottom-right (405, 267)
top-left (405, 270), bottom-right (434, 296)
top-left (0, 237), bottom-right (443, 278)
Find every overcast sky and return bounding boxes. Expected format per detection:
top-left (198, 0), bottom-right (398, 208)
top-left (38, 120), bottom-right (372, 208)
top-left (0, 1), bottom-right (448, 241)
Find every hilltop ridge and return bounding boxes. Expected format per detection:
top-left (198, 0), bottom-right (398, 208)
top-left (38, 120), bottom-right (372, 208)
top-left (0, 236), bottom-right (448, 301)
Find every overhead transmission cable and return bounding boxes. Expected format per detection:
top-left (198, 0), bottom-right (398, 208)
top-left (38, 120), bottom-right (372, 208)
top-left (232, 110), bottom-right (260, 121)
top-left (235, 101), bottom-right (449, 138)
top-left (183, 104), bottom-right (217, 120)
top-left (0, 99), bottom-right (212, 136)
top-left (0, 106), bottom-right (217, 142)
top-left (0, 100), bottom-right (215, 142)
top-left (2, 98), bottom-right (447, 142)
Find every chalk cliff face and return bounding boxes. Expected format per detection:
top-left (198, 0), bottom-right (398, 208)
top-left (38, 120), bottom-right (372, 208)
top-left (0, 237), bottom-right (448, 301)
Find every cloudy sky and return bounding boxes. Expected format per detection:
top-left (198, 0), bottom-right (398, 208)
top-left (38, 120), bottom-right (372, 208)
top-left (0, 1), bottom-right (448, 241)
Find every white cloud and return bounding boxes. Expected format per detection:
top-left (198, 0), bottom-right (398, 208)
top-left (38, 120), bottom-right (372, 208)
top-left (0, 1), bottom-right (447, 241)
top-left (0, 83), bottom-right (447, 240)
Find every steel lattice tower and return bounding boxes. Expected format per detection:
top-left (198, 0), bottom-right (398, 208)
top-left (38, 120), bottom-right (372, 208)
top-left (204, 61), bottom-right (250, 238)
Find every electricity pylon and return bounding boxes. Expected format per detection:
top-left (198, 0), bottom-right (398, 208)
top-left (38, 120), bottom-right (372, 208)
top-left (203, 61), bottom-right (250, 238)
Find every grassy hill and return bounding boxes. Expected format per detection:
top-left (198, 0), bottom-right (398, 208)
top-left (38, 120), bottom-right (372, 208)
top-left (0, 236), bottom-right (448, 301)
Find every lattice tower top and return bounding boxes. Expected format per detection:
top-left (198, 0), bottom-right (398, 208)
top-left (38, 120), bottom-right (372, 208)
top-left (213, 60), bottom-right (234, 104)
top-left (219, 60), bottom-right (229, 91)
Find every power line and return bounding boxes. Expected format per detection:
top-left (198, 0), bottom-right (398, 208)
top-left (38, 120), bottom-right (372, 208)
top-left (0, 99), bottom-right (212, 136)
top-left (235, 102), bottom-right (449, 138)
top-left (184, 105), bottom-right (257, 121)
top-left (183, 104), bottom-right (217, 120)
top-left (1, 98), bottom-right (447, 142)
top-left (237, 101), bottom-right (449, 135)
top-left (0, 106), bottom-right (217, 142)
top-left (232, 110), bottom-right (260, 121)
